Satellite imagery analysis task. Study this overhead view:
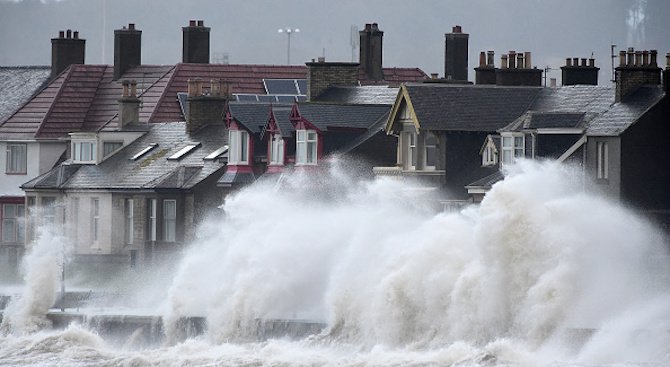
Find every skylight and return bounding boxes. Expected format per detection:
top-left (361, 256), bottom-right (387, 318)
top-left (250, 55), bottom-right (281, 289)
top-left (204, 145), bottom-right (228, 160)
top-left (130, 143), bottom-right (158, 160)
top-left (167, 143), bottom-right (201, 160)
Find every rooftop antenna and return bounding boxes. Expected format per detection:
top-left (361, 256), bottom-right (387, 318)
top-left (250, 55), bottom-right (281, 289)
top-left (543, 65), bottom-right (555, 87)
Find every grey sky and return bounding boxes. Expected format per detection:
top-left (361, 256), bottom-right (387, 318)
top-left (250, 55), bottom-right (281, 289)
top-left (1, 0), bottom-right (669, 84)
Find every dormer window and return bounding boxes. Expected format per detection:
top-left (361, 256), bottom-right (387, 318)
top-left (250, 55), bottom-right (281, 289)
top-left (483, 145), bottom-right (498, 166)
top-left (229, 130), bottom-right (250, 164)
top-left (72, 140), bottom-right (97, 163)
top-left (501, 133), bottom-right (524, 165)
top-left (296, 129), bottom-right (317, 165)
top-left (269, 134), bottom-right (285, 165)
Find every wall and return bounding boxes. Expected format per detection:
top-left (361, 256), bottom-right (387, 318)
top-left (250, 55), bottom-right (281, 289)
top-left (585, 136), bottom-right (622, 200)
top-left (0, 141), bottom-right (42, 196)
top-left (443, 131), bottom-right (490, 199)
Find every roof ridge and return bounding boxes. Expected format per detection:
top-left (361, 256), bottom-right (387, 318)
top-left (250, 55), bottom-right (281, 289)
top-left (148, 64), bottom-right (180, 124)
top-left (34, 66), bottom-right (76, 138)
top-left (79, 65), bottom-right (110, 132)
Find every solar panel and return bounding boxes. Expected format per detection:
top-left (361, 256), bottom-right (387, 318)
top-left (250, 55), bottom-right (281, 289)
top-left (296, 95), bottom-right (307, 102)
top-left (276, 95), bottom-right (296, 104)
top-left (296, 79), bottom-right (307, 94)
top-left (258, 95), bottom-right (277, 102)
top-left (264, 79), bottom-right (299, 94)
top-left (236, 94), bottom-right (259, 102)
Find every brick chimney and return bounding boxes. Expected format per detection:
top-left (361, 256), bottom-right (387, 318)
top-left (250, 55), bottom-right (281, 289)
top-left (615, 48), bottom-right (661, 102)
top-left (475, 50), bottom-right (496, 85)
top-left (118, 80), bottom-right (141, 129)
top-left (359, 23), bottom-right (384, 81)
top-left (561, 57), bottom-right (599, 86)
top-left (495, 50), bottom-right (542, 86)
top-left (114, 23), bottom-right (142, 80)
top-left (306, 59), bottom-right (360, 100)
top-left (51, 29), bottom-right (85, 79)
top-left (183, 20), bottom-right (210, 64)
top-left (444, 25), bottom-right (468, 81)
top-left (186, 78), bottom-right (228, 134)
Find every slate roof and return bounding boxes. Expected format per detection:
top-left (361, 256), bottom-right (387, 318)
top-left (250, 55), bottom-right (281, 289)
top-left (360, 68), bottom-right (427, 86)
top-left (502, 111), bottom-right (587, 132)
top-left (313, 86), bottom-right (399, 105)
top-left (0, 66), bottom-right (51, 124)
top-left (22, 122), bottom-right (227, 190)
top-left (403, 84), bottom-right (542, 131)
top-left (465, 169), bottom-right (504, 189)
top-left (586, 85), bottom-right (666, 136)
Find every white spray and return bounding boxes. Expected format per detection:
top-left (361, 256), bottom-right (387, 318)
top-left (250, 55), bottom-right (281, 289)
top-left (1, 226), bottom-right (66, 335)
top-left (627, 0), bottom-right (647, 47)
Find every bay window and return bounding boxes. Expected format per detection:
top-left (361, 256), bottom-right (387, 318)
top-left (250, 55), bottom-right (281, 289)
top-left (501, 134), bottom-right (524, 165)
top-left (1, 204), bottom-right (25, 243)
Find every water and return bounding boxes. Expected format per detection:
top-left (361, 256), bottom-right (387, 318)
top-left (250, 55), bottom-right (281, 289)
top-left (1, 160), bottom-right (669, 366)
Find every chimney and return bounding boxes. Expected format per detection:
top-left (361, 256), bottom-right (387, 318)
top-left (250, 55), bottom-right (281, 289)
top-left (182, 20), bottom-right (210, 63)
top-left (495, 51), bottom-right (542, 86)
top-left (615, 47), bottom-right (662, 102)
top-left (561, 56), bottom-right (599, 86)
top-left (306, 60), bottom-right (359, 101)
top-left (444, 25), bottom-right (469, 81)
top-left (663, 52), bottom-right (670, 93)
top-left (51, 29), bottom-right (85, 79)
top-left (359, 22), bottom-right (384, 81)
top-left (185, 78), bottom-right (228, 134)
top-left (474, 50), bottom-right (496, 85)
top-left (114, 23), bottom-right (142, 80)
top-left (550, 78), bottom-right (557, 88)
top-left (118, 80), bottom-right (141, 129)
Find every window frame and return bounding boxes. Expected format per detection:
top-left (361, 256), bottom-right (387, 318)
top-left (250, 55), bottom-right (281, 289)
top-left (163, 199), bottom-right (177, 242)
top-left (596, 141), bottom-right (609, 180)
top-left (501, 133), bottom-right (525, 165)
top-left (296, 129), bottom-right (318, 166)
top-left (269, 134), bottom-right (285, 165)
top-left (228, 130), bottom-right (250, 165)
top-left (73, 140), bottom-right (98, 163)
top-left (148, 199), bottom-right (157, 242)
top-left (6, 143), bottom-right (27, 174)
top-left (91, 198), bottom-right (100, 243)
top-left (102, 141), bottom-right (123, 158)
top-left (41, 197), bottom-right (56, 226)
top-left (1, 203), bottom-right (25, 243)
top-left (124, 199), bottom-right (134, 245)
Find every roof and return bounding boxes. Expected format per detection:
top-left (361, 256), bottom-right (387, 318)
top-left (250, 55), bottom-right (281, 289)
top-left (586, 85), bottom-right (666, 136)
top-left (22, 122), bottom-right (227, 190)
top-left (313, 85), bottom-right (399, 105)
top-left (0, 66), bottom-right (51, 124)
top-left (393, 84), bottom-right (542, 132)
top-left (360, 68), bottom-right (427, 86)
top-left (465, 169), bottom-right (504, 189)
top-left (502, 111), bottom-right (587, 132)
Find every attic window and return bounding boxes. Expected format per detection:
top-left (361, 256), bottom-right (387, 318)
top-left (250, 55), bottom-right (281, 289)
top-left (204, 145), bottom-right (228, 160)
top-left (130, 143), bottom-right (158, 161)
top-left (167, 143), bottom-right (201, 161)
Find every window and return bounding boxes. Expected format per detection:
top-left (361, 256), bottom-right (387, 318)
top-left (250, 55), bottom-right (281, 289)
top-left (91, 198), bottom-right (99, 242)
top-left (596, 141), bottom-right (608, 180)
top-left (73, 141), bottom-right (97, 163)
top-left (103, 142), bottom-right (123, 157)
top-left (148, 199), bottom-right (157, 242)
top-left (424, 132), bottom-right (437, 169)
top-left (130, 143), bottom-right (158, 161)
top-left (42, 197), bottom-right (56, 226)
top-left (501, 134), bottom-right (524, 165)
top-left (167, 143), bottom-right (200, 160)
top-left (6, 144), bottom-right (27, 174)
top-left (163, 199), bottom-right (176, 242)
top-left (269, 135), bottom-right (284, 165)
top-left (204, 146), bottom-right (228, 160)
top-left (2, 204), bottom-right (25, 243)
top-left (124, 199), bottom-right (133, 245)
top-left (229, 130), bottom-right (250, 164)
top-left (296, 130), bottom-right (317, 165)
top-left (483, 145), bottom-right (498, 166)
top-left (71, 198), bottom-right (79, 242)
top-left (400, 123), bottom-right (418, 169)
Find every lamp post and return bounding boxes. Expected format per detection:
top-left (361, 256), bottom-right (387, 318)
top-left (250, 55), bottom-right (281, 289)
top-left (278, 27), bottom-right (299, 65)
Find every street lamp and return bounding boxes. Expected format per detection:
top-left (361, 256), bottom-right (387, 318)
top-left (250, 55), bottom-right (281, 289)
top-left (278, 27), bottom-right (300, 65)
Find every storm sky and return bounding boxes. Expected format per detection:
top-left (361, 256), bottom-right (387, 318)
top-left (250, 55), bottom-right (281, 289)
top-left (1, 0), bottom-right (669, 84)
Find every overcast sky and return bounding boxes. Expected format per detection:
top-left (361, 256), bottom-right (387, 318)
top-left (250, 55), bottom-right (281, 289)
top-left (1, 0), bottom-right (669, 84)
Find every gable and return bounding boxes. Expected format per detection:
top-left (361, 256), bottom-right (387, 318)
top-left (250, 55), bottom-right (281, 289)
top-left (385, 85), bottom-right (420, 134)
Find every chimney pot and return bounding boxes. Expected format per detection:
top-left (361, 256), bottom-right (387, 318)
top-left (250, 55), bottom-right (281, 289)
top-left (372, 22), bottom-right (378, 30)
top-left (189, 20), bottom-right (196, 27)
top-left (524, 52), bottom-right (531, 69)
top-left (642, 50), bottom-right (649, 66)
top-left (122, 80), bottom-right (130, 98)
top-left (581, 58), bottom-right (587, 67)
top-left (365, 23), bottom-right (372, 31)
top-left (627, 48), bottom-right (635, 66)
top-left (508, 51), bottom-right (516, 69)
top-left (572, 57), bottom-right (579, 67)
top-left (479, 51), bottom-right (486, 67)
top-left (452, 25), bottom-right (462, 33)
top-left (619, 50), bottom-right (626, 67)
top-left (210, 79), bottom-right (221, 96)
top-left (635, 50), bottom-right (643, 66)
top-left (566, 58), bottom-right (572, 67)
top-left (589, 58), bottom-right (595, 67)
top-left (650, 50), bottom-right (658, 67)
top-left (66, 29), bottom-right (72, 38)
top-left (317, 56), bottom-right (325, 62)
top-left (59, 30), bottom-right (65, 38)
top-left (501, 54), bottom-right (508, 69)
top-left (516, 53), bottom-right (524, 69)
top-left (197, 20), bottom-right (204, 27)
top-left (73, 31), bottom-right (79, 39)
top-left (431, 73), bottom-right (438, 79)
top-left (187, 78), bottom-right (203, 97)
top-left (130, 80), bottom-right (137, 98)
top-left (486, 51), bottom-right (494, 66)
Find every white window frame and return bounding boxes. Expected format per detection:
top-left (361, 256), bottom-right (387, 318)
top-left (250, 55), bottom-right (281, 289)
top-left (91, 198), bottom-right (100, 243)
top-left (42, 197), bottom-right (56, 226)
top-left (124, 199), bottom-right (134, 245)
top-left (296, 129), bottom-right (318, 165)
top-left (596, 141), bottom-right (608, 180)
top-left (400, 123), bottom-right (418, 170)
top-left (228, 130), bottom-right (250, 164)
top-left (501, 133), bottom-right (524, 165)
top-left (269, 134), bottom-right (285, 165)
top-left (149, 199), bottom-right (157, 242)
top-left (6, 143), bottom-right (27, 174)
top-left (73, 140), bottom-right (97, 163)
top-left (2, 203), bottom-right (25, 243)
top-left (163, 199), bottom-right (176, 242)
top-left (483, 144), bottom-right (498, 166)
top-left (103, 141), bottom-right (123, 157)
top-left (424, 132), bottom-right (437, 170)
